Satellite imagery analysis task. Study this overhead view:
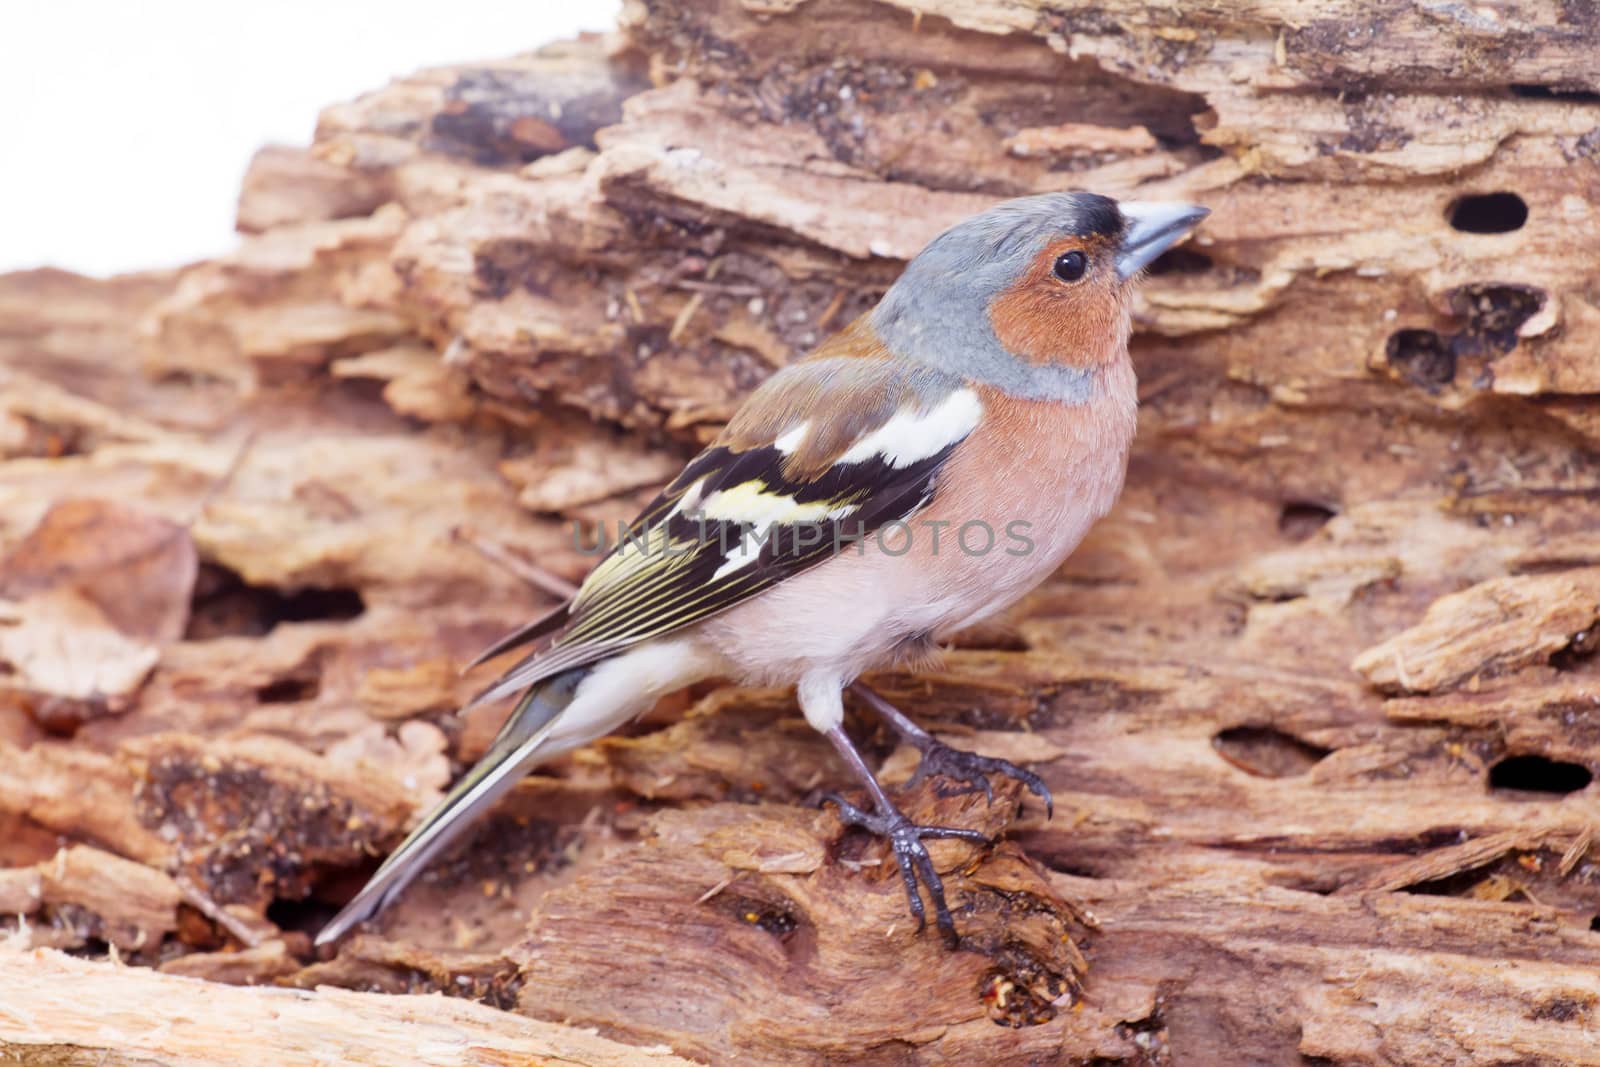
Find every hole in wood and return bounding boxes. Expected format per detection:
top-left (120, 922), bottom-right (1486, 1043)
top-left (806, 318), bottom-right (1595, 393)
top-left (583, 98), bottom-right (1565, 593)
top-left (25, 695), bottom-right (108, 739)
top-left (981, 967), bottom-right (1065, 1028)
top-left (306, 857), bottom-right (385, 919)
top-left (63, 935), bottom-right (114, 961)
top-left (1529, 996), bottom-right (1591, 1023)
top-left (1146, 246), bottom-right (1213, 275)
top-left (710, 890), bottom-right (809, 953)
top-left (1488, 754), bottom-right (1592, 795)
top-left (1553, 627), bottom-right (1599, 671)
top-left (1510, 83), bottom-right (1600, 105)
top-left (1385, 328), bottom-right (1455, 389)
top-left (185, 562), bottom-right (365, 640)
top-left (1445, 283), bottom-right (1546, 358)
top-left (1263, 870), bottom-right (1342, 896)
top-left (266, 894), bottom-right (344, 939)
top-left (1401, 861), bottom-right (1530, 901)
top-left (1385, 284), bottom-right (1547, 393)
top-left (1278, 501), bottom-right (1336, 541)
top-left (1212, 726), bottom-right (1331, 778)
top-left (737, 903), bottom-right (798, 937)
top-left (256, 676), bottom-right (320, 704)
top-left (1447, 192), bottom-right (1528, 234)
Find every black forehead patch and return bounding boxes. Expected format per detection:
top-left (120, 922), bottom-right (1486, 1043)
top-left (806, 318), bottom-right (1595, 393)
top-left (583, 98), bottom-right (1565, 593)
top-left (1072, 193), bottom-right (1124, 240)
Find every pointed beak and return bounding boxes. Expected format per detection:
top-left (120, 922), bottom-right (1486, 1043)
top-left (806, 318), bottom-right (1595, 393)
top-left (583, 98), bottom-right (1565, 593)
top-left (1115, 201), bottom-right (1210, 281)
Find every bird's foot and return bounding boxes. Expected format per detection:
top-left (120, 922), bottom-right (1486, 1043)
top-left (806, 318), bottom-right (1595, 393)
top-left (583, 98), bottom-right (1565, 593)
top-left (822, 791), bottom-right (989, 948)
top-left (906, 738), bottom-right (1054, 819)
top-left (847, 683), bottom-right (1053, 818)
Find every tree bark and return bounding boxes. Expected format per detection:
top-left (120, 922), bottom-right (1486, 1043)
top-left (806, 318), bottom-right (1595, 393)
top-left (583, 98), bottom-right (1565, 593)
top-left (3, 1), bottom-right (1600, 1064)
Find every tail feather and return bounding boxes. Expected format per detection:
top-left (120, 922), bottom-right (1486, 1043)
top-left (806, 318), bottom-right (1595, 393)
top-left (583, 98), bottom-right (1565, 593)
top-left (462, 602), bottom-right (572, 673)
top-left (315, 666), bottom-right (589, 946)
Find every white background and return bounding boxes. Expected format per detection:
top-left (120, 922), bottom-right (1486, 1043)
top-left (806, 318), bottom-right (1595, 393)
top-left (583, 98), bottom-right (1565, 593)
top-left (0, 1), bottom-right (621, 277)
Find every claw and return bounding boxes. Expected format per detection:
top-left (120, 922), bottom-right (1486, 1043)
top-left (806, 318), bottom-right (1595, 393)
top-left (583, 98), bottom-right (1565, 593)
top-left (849, 682), bottom-right (1054, 819)
top-left (822, 791), bottom-right (989, 948)
top-left (915, 742), bottom-right (1054, 819)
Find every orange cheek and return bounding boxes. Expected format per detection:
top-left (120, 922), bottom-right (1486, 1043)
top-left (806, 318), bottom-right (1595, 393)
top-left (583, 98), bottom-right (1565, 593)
top-left (989, 281), bottom-right (1124, 368)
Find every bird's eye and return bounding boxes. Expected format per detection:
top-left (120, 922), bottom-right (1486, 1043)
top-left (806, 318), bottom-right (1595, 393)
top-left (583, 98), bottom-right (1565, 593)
top-left (1052, 250), bottom-right (1088, 282)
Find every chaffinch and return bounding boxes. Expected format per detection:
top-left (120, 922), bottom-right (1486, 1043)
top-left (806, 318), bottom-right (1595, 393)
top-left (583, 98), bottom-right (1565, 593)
top-left (318, 192), bottom-right (1209, 947)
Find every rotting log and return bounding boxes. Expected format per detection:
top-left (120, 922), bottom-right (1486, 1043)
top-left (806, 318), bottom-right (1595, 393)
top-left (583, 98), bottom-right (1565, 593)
top-left (0, 944), bottom-right (697, 1067)
top-left (3, 1), bottom-right (1600, 1063)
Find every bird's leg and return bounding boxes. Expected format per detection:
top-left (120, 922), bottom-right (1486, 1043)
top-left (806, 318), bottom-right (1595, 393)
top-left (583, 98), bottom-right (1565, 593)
top-left (850, 682), bottom-right (1053, 818)
top-left (820, 724), bottom-right (989, 948)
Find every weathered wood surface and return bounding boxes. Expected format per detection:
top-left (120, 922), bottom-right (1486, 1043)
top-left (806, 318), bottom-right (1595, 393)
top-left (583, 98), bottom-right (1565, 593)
top-left (3, 1), bottom-right (1600, 1064)
top-left (0, 944), bottom-right (696, 1067)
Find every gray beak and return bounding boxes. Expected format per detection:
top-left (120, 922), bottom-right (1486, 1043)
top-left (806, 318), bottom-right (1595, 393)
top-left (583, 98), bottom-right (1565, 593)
top-left (1115, 201), bottom-right (1211, 280)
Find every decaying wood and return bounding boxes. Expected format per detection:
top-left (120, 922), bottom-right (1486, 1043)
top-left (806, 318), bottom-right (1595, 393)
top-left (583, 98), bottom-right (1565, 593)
top-left (0, 944), bottom-right (696, 1067)
top-left (3, 1), bottom-right (1600, 1063)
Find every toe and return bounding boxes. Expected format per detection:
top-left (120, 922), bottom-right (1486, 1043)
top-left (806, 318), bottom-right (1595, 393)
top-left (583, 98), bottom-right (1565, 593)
top-left (891, 850), bottom-right (928, 932)
top-left (905, 841), bottom-right (960, 948)
top-left (821, 792), bottom-right (873, 826)
top-left (917, 825), bottom-right (990, 844)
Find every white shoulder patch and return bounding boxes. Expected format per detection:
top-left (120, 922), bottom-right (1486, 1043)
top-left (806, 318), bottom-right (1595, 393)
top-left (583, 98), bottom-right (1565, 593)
top-left (773, 421), bottom-right (810, 455)
top-left (837, 388), bottom-right (982, 469)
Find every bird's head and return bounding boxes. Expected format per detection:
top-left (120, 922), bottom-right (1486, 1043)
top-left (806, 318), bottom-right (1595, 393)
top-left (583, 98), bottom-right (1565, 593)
top-left (870, 192), bottom-right (1208, 401)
